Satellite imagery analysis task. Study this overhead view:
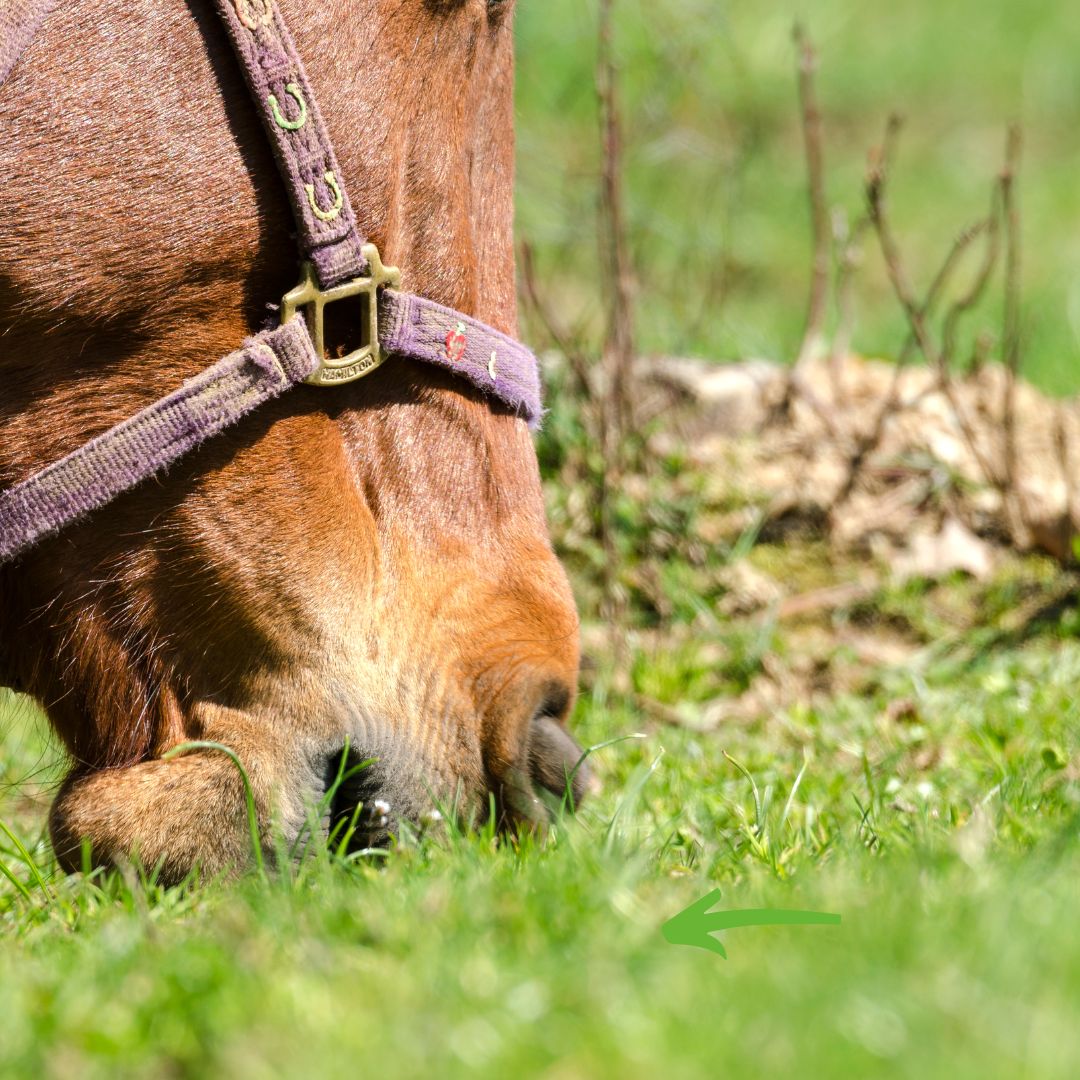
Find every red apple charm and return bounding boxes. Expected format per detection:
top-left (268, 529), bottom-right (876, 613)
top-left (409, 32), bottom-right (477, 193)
top-left (445, 321), bottom-right (468, 363)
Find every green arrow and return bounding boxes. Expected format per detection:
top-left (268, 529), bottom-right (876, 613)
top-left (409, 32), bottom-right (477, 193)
top-left (662, 889), bottom-right (841, 959)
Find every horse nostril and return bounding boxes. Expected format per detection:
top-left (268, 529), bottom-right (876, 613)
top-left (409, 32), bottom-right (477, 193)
top-left (528, 715), bottom-right (591, 811)
top-left (325, 748), bottom-right (398, 852)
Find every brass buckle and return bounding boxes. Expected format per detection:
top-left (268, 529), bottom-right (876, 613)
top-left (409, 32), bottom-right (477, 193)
top-left (281, 243), bottom-right (402, 387)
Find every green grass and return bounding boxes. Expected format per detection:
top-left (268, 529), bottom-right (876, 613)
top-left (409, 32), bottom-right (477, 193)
top-left (3, 576), bottom-right (1080, 1076)
top-left (516, 0), bottom-right (1080, 394)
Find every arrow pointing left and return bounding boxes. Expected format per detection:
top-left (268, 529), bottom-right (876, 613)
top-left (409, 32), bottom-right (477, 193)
top-left (663, 888), bottom-right (842, 959)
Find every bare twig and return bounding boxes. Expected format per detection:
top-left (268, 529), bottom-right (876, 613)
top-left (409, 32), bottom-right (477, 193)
top-left (828, 209), bottom-right (870, 394)
top-left (787, 369), bottom-right (847, 443)
top-left (939, 194), bottom-right (1001, 369)
top-left (519, 240), bottom-right (594, 399)
top-left (1001, 125), bottom-right (1023, 507)
top-left (597, 0), bottom-right (637, 439)
top-left (831, 134), bottom-right (994, 512)
top-left (969, 330), bottom-right (995, 377)
top-left (865, 124), bottom-right (1003, 489)
top-left (1057, 404), bottom-right (1077, 555)
top-left (866, 137), bottom-right (939, 372)
top-left (794, 23), bottom-right (830, 370)
top-left (875, 218), bottom-right (990, 379)
top-left (869, 113), bottom-right (904, 187)
top-left (595, 0), bottom-right (636, 651)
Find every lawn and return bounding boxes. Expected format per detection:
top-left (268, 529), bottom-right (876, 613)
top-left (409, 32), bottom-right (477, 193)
top-left (3, 547), bottom-right (1080, 1076)
top-left (3, 1), bottom-right (1080, 1077)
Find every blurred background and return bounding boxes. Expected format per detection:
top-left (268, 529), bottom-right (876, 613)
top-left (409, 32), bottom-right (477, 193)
top-left (517, 0), bottom-right (1080, 393)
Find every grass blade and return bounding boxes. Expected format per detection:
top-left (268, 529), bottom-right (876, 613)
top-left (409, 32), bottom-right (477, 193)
top-left (0, 820), bottom-right (52, 900)
top-left (162, 741), bottom-right (265, 880)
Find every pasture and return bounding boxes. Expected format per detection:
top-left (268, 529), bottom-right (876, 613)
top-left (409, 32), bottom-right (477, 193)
top-left (3, 1), bottom-right (1080, 1077)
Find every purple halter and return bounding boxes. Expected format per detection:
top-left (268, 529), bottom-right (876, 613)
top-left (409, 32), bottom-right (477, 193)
top-left (0, 0), bottom-right (543, 565)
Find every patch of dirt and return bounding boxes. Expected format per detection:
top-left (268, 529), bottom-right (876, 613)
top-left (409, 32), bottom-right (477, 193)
top-left (647, 353), bottom-right (1080, 570)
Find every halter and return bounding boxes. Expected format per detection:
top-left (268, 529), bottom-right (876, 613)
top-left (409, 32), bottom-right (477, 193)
top-left (0, 0), bottom-right (543, 565)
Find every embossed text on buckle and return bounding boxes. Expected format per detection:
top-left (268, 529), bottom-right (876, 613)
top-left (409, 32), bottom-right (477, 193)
top-left (281, 243), bottom-right (401, 387)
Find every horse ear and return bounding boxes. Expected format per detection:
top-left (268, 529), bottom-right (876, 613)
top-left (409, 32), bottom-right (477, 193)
top-left (528, 715), bottom-right (592, 810)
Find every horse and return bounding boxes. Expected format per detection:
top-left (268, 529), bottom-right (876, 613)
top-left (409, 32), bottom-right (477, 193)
top-left (0, 0), bottom-right (586, 884)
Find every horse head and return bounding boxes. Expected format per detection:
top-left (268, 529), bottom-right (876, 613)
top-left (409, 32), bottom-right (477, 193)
top-left (0, 0), bottom-right (586, 881)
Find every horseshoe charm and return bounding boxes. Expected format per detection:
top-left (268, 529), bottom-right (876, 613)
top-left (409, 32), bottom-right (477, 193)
top-left (269, 83), bottom-right (307, 131)
top-left (235, 0), bottom-right (273, 31)
top-left (304, 170), bottom-right (344, 223)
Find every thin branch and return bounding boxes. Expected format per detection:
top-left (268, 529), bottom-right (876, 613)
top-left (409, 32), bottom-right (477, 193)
top-left (794, 23), bottom-right (830, 369)
top-left (940, 191), bottom-right (1002, 373)
top-left (865, 127), bottom-right (1003, 489)
top-left (828, 209), bottom-right (870, 402)
top-left (968, 330), bottom-right (995, 377)
top-left (886, 219), bottom-right (990, 377)
top-left (787, 369), bottom-right (847, 443)
top-left (597, 0), bottom-right (637, 438)
top-left (1057, 403), bottom-right (1077, 552)
top-left (832, 200), bottom-right (994, 513)
top-left (595, 0), bottom-right (635, 650)
top-left (866, 146), bottom-right (939, 372)
top-left (1001, 125), bottom-right (1023, 503)
top-left (519, 240), bottom-right (594, 399)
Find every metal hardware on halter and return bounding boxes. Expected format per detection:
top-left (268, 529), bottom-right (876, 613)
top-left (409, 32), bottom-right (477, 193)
top-left (280, 243), bottom-right (402, 387)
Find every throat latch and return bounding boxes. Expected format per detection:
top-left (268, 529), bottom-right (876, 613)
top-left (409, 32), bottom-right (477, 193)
top-left (281, 243), bottom-right (402, 386)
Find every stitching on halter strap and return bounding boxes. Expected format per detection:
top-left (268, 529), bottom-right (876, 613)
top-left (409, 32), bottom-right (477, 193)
top-left (235, 0), bottom-right (273, 32)
top-left (305, 170), bottom-right (343, 223)
top-left (268, 83), bottom-right (307, 131)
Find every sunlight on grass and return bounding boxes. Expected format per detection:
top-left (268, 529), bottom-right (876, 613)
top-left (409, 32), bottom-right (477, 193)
top-left (2, 624), bottom-right (1079, 1076)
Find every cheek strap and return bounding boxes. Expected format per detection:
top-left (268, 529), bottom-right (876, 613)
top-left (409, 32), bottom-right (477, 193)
top-left (0, 0), bottom-right (544, 566)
